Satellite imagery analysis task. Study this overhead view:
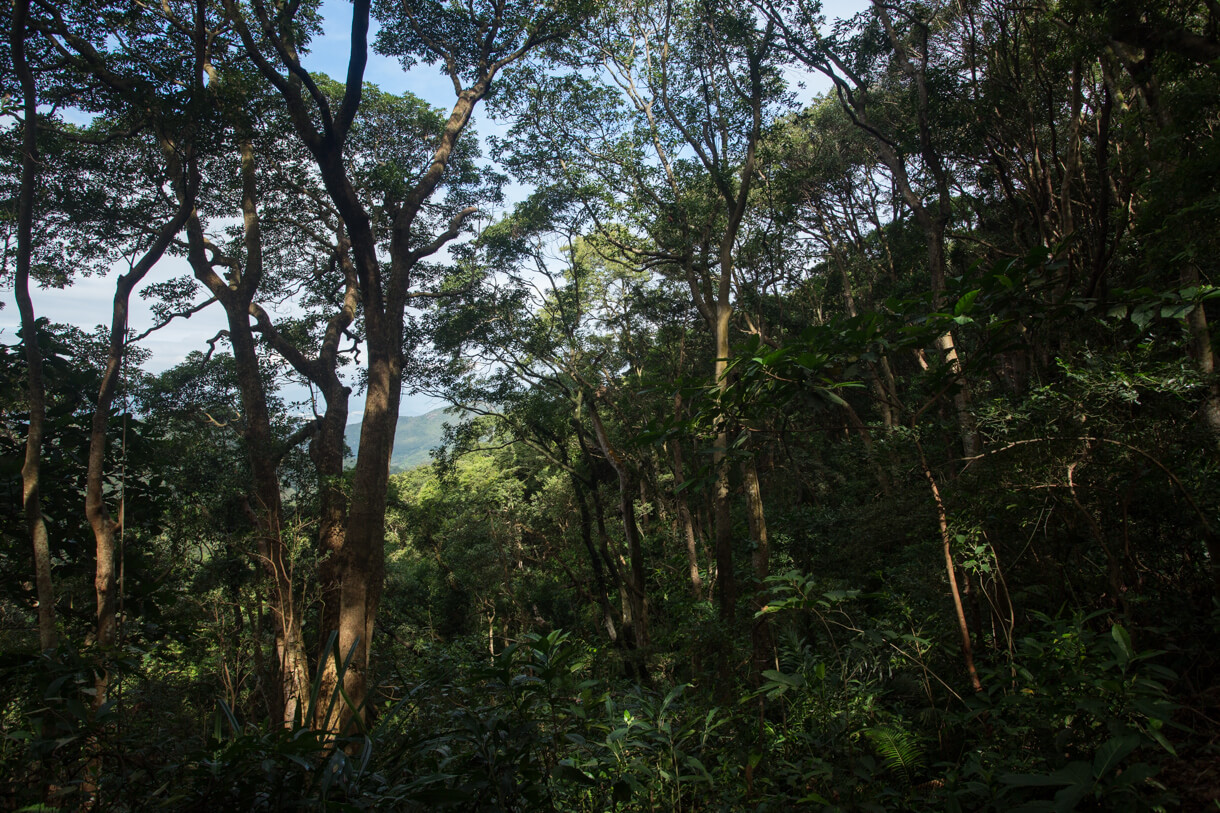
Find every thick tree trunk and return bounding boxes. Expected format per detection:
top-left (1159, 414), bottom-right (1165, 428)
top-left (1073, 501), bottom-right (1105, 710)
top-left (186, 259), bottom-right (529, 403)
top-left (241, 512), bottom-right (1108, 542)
top-left (181, 135), bottom-right (311, 726)
top-left (234, 319), bottom-right (312, 726)
top-left (313, 381), bottom-right (350, 661)
top-left (319, 344), bottom-right (399, 733)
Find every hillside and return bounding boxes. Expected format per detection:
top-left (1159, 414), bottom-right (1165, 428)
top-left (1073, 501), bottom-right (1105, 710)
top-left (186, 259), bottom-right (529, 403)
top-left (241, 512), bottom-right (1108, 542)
top-left (344, 408), bottom-right (451, 472)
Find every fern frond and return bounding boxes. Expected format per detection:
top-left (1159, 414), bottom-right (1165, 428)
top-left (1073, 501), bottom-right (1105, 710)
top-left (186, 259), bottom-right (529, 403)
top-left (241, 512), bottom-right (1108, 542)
top-left (864, 725), bottom-right (925, 784)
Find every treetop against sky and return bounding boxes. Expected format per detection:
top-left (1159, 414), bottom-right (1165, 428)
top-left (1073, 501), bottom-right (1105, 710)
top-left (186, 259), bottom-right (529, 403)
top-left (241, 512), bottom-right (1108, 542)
top-left (1, 0), bottom-right (865, 418)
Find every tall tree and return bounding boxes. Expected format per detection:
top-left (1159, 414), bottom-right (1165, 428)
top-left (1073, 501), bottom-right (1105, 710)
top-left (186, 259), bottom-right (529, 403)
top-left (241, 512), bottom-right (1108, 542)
top-left (493, 0), bottom-right (784, 631)
top-left (760, 0), bottom-right (983, 458)
top-left (8, 0), bottom-right (57, 653)
top-left (225, 0), bottom-right (589, 730)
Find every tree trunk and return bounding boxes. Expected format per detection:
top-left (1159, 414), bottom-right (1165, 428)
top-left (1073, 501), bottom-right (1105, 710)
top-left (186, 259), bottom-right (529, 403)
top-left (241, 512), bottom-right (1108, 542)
top-left (1184, 266), bottom-right (1220, 453)
top-left (181, 134), bottom-right (311, 726)
top-left (671, 392), bottom-right (703, 598)
top-left (572, 475), bottom-right (619, 643)
top-left (918, 441), bottom-right (983, 693)
top-left (313, 380), bottom-right (350, 662)
top-left (88, 143), bottom-right (195, 711)
top-left (318, 343), bottom-right (399, 733)
top-left (741, 454), bottom-right (773, 677)
top-left (586, 398), bottom-right (650, 682)
top-left (712, 301), bottom-right (737, 622)
top-left (11, 0), bottom-right (56, 652)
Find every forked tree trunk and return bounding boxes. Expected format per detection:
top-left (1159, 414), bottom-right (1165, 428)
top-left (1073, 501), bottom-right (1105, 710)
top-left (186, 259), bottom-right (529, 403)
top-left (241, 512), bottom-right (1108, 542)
top-left (179, 134), bottom-right (312, 726)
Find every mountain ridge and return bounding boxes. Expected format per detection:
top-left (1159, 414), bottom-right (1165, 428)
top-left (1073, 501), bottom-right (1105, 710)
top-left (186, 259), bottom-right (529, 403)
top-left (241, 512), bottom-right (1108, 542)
top-left (344, 408), bottom-right (451, 472)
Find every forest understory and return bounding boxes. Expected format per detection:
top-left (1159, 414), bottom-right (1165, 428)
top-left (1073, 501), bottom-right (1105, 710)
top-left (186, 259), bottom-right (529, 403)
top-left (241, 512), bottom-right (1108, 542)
top-left (3, 0), bottom-right (1220, 809)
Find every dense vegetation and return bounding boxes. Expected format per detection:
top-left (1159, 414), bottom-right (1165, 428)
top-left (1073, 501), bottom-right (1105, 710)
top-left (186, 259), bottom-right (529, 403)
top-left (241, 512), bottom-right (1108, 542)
top-left (2, 0), bottom-right (1220, 809)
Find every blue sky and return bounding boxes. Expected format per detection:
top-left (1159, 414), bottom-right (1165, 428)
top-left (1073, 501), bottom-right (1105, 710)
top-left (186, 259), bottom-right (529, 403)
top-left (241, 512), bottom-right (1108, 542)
top-left (2, 0), bottom-right (867, 419)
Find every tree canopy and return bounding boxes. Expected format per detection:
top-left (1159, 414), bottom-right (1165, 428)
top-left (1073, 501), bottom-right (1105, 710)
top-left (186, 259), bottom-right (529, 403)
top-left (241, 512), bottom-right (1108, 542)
top-left (3, 0), bottom-right (1220, 808)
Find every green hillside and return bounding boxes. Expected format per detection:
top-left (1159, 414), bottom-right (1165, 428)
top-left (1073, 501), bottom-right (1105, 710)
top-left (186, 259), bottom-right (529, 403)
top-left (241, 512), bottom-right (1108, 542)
top-left (344, 408), bottom-right (450, 472)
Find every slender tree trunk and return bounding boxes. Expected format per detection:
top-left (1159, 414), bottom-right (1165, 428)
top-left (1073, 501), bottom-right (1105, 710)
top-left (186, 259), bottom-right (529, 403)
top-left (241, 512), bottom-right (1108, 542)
top-left (11, 0), bottom-right (56, 652)
top-left (918, 441), bottom-right (982, 693)
top-left (671, 394), bottom-right (703, 598)
top-left (742, 453), bottom-right (772, 677)
top-left (571, 475), bottom-right (619, 643)
top-left (88, 146), bottom-right (195, 712)
top-left (712, 301), bottom-right (736, 622)
top-left (587, 398), bottom-right (649, 682)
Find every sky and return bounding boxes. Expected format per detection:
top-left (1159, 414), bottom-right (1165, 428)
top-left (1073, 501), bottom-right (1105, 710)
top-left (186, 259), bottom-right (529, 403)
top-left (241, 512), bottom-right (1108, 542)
top-left (1, 0), bottom-right (867, 420)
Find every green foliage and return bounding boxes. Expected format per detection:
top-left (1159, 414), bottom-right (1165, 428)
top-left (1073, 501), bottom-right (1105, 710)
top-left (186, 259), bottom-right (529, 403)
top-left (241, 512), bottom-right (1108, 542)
top-left (5, 0), bottom-right (1220, 809)
top-left (863, 725), bottom-right (925, 786)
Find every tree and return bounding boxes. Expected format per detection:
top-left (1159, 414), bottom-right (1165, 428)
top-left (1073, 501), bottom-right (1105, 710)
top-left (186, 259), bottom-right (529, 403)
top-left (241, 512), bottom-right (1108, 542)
top-left (492, 0), bottom-right (786, 649)
top-left (8, 0), bottom-right (57, 653)
top-left (224, 0), bottom-right (591, 731)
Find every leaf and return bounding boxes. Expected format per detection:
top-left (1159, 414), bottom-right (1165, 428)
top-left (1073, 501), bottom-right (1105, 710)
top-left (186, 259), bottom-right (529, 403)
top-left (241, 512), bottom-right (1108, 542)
top-left (1092, 733), bottom-right (1140, 778)
top-left (1145, 726), bottom-right (1178, 756)
top-left (954, 289), bottom-right (980, 316)
top-left (864, 726), bottom-right (924, 782)
top-left (1110, 624), bottom-right (1134, 664)
top-left (1130, 304), bottom-right (1155, 330)
top-left (553, 762), bottom-right (596, 786)
top-left (760, 670), bottom-right (804, 688)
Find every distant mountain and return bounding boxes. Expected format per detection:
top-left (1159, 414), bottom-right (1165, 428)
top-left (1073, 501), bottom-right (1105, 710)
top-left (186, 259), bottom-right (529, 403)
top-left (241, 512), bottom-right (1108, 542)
top-left (344, 408), bottom-right (452, 472)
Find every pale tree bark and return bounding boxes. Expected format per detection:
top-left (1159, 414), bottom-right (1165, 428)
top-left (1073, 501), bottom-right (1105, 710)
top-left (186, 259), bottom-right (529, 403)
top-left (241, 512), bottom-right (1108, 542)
top-left (11, 0), bottom-right (57, 652)
top-left (918, 440), bottom-right (983, 694)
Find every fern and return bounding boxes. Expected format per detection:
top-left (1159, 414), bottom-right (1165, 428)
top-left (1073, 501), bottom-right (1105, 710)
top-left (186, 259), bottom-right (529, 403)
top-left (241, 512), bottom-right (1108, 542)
top-left (863, 725), bottom-right (925, 785)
